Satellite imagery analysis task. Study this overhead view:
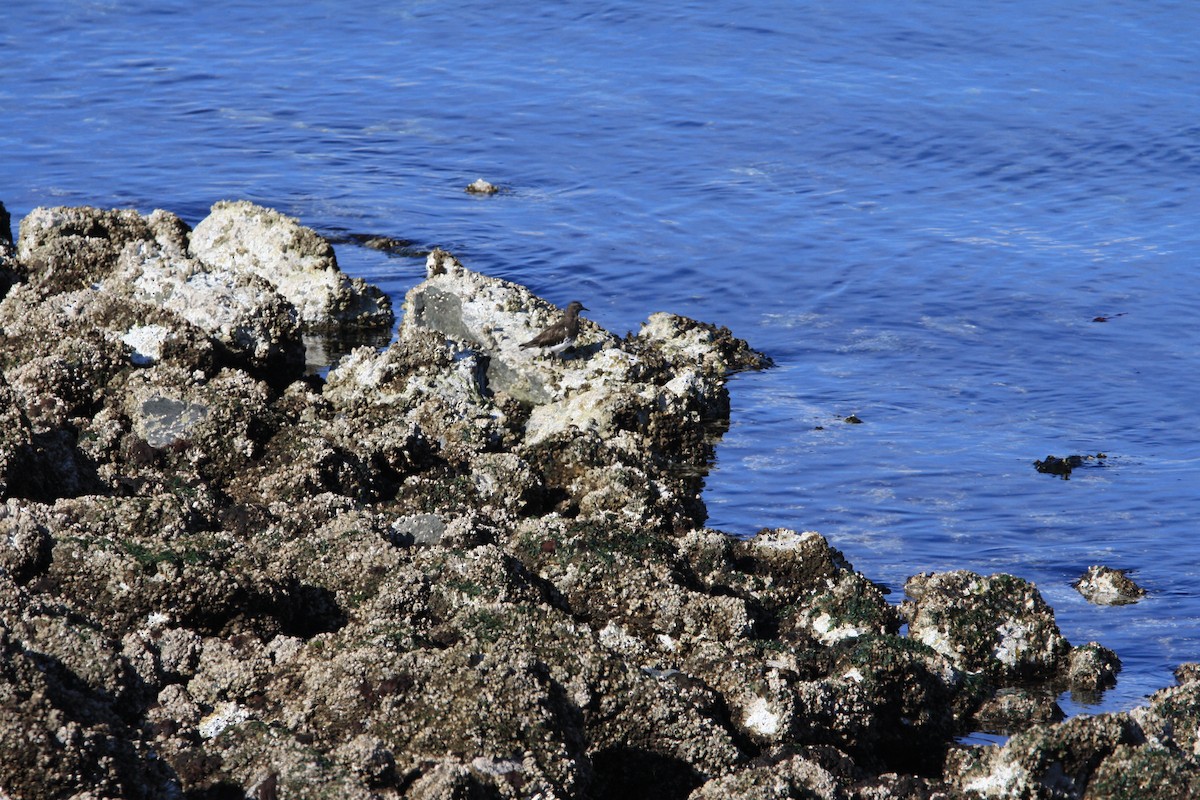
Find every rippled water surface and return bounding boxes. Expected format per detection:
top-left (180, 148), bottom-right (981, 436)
top-left (4, 0), bottom-right (1198, 715)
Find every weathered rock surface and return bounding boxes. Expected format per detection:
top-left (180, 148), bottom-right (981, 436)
top-left (189, 200), bottom-right (393, 329)
top-left (0, 201), bottom-right (1189, 800)
top-left (904, 571), bottom-right (1075, 682)
top-left (1073, 565), bottom-right (1146, 605)
top-left (949, 672), bottom-right (1200, 800)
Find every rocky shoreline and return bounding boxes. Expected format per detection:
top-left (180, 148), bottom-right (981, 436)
top-left (0, 201), bottom-right (1195, 799)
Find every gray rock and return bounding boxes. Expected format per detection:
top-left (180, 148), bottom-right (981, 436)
top-left (130, 394), bottom-right (210, 449)
top-left (389, 513), bottom-right (447, 547)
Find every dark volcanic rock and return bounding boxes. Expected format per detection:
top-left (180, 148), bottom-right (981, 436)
top-left (1033, 452), bottom-right (1106, 479)
top-left (0, 200), bottom-right (16, 297)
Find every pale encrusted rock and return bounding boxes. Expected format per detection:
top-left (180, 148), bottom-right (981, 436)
top-left (1073, 564), bottom-right (1146, 605)
top-left (465, 178), bottom-right (500, 194)
top-left (112, 237), bottom-right (304, 378)
top-left (189, 200), bottom-right (392, 329)
top-left (406, 248), bottom-right (620, 406)
top-left (16, 205), bottom-right (159, 294)
top-left (2, 206), bottom-right (307, 405)
top-left (948, 714), bottom-right (1142, 799)
top-left (903, 570), bottom-right (1072, 681)
top-left (397, 250), bottom-right (766, 529)
top-left (688, 751), bottom-right (842, 800)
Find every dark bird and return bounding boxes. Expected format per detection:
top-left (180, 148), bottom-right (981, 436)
top-left (520, 300), bottom-right (587, 357)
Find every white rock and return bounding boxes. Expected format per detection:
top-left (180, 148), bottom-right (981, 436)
top-left (189, 200), bottom-right (391, 328)
top-left (121, 324), bottom-right (171, 365)
top-left (742, 696), bottom-right (782, 736)
top-left (993, 619), bottom-right (1033, 667)
top-left (198, 701), bottom-right (249, 739)
top-left (115, 240), bottom-right (301, 368)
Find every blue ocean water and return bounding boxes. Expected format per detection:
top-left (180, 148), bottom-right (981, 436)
top-left (3, 1), bottom-right (1198, 717)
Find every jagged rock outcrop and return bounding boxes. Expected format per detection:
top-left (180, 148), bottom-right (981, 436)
top-left (0, 201), bottom-right (1182, 800)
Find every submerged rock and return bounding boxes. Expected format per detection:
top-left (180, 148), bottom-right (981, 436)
top-left (1033, 452), bottom-right (1106, 479)
top-left (1074, 565), bottom-right (1146, 605)
top-left (465, 178), bottom-right (500, 194)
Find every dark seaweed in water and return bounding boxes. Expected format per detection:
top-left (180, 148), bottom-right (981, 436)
top-left (1034, 453), bottom-right (1107, 479)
